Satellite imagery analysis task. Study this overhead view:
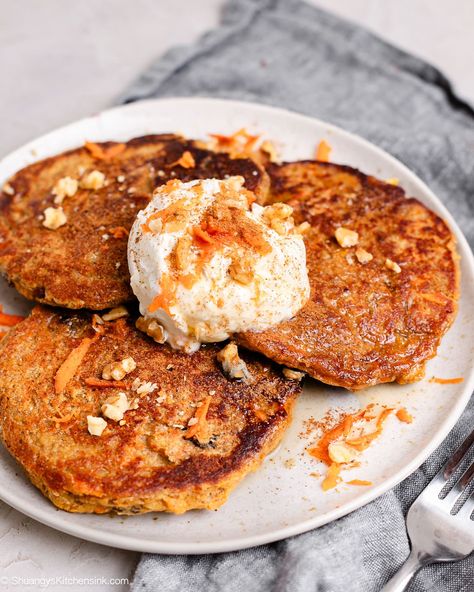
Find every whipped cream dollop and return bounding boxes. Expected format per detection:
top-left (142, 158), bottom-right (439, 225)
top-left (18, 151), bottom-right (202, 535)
top-left (128, 176), bottom-right (310, 353)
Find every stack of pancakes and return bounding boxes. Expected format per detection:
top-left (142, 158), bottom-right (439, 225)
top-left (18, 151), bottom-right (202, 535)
top-left (0, 134), bottom-right (459, 514)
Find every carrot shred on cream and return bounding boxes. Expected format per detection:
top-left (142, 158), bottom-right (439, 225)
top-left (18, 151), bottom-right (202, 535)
top-left (54, 333), bottom-right (100, 394)
top-left (0, 330), bottom-right (7, 339)
top-left (85, 141), bottom-right (126, 160)
top-left (84, 378), bottom-right (129, 388)
top-left (396, 408), bottom-right (413, 424)
top-left (193, 226), bottom-right (215, 245)
top-left (347, 479), bottom-right (372, 486)
top-left (429, 376), bottom-right (464, 384)
top-left (315, 139), bottom-right (332, 162)
top-left (148, 274), bottom-right (176, 314)
top-left (185, 396), bottom-right (212, 439)
top-left (109, 226), bottom-right (129, 239)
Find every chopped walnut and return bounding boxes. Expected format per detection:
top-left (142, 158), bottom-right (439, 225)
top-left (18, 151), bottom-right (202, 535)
top-left (217, 342), bottom-right (252, 381)
top-left (296, 221), bottom-right (311, 235)
top-left (355, 248), bottom-right (373, 264)
top-left (101, 392), bottom-right (129, 422)
top-left (52, 176), bottom-right (78, 204)
top-left (80, 170), bottom-right (105, 190)
top-left (43, 206), bottom-right (67, 229)
top-left (263, 203), bottom-right (294, 235)
top-left (3, 182), bottom-right (15, 196)
top-left (135, 316), bottom-right (167, 344)
top-left (102, 306), bottom-right (129, 322)
top-left (328, 441), bottom-right (358, 464)
top-left (87, 415), bottom-right (107, 436)
top-left (335, 227), bottom-right (359, 248)
top-left (102, 357), bottom-right (137, 381)
top-left (228, 252), bottom-right (255, 285)
top-left (132, 377), bottom-right (158, 395)
top-left (225, 176), bottom-right (245, 191)
top-left (175, 234), bottom-right (192, 271)
top-left (282, 367), bottom-right (305, 381)
top-left (385, 258), bottom-right (401, 273)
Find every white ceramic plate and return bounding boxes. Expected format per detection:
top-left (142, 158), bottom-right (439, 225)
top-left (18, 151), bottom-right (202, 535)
top-left (0, 98), bottom-right (473, 554)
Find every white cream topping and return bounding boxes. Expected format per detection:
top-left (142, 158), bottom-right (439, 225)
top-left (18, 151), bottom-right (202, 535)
top-left (128, 177), bottom-right (309, 352)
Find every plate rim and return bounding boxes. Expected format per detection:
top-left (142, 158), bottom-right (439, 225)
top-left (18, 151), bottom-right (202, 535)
top-left (0, 96), bottom-right (473, 554)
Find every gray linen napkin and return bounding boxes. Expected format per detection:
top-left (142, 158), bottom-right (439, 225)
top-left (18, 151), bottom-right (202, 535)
top-left (123, 1), bottom-right (474, 590)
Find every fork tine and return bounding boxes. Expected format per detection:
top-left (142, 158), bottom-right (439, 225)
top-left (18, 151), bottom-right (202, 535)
top-left (444, 458), bottom-right (474, 511)
top-left (442, 427), bottom-right (474, 480)
top-left (457, 489), bottom-right (474, 520)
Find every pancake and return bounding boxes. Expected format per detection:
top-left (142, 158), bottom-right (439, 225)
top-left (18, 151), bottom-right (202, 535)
top-left (238, 161), bottom-right (459, 390)
top-left (0, 136), bottom-right (268, 310)
top-left (0, 306), bottom-right (300, 514)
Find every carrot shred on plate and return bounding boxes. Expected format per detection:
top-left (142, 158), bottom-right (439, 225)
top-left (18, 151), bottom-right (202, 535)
top-left (322, 463), bottom-right (341, 491)
top-left (84, 377), bottom-right (129, 388)
top-left (429, 376), bottom-right (464, 385)
top-left (396, 408), bottom-right (413, 424)
top-left (185, 395), bottom-right (212, 439)
top-left (315, 139), bottom-right (332, 162)
top-left (347, 479), bottom-right (372, 486)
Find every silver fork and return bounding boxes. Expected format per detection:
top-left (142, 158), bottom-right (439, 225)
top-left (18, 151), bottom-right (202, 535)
top-left (382, 428), bottom-right (474, 591)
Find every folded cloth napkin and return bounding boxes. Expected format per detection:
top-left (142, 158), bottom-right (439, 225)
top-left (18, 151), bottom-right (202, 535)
top-left (122, 1), bottom-right (474, 590)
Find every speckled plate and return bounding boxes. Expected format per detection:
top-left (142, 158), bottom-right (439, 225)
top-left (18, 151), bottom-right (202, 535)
top-left (0, 97), bottom-right (473, 554)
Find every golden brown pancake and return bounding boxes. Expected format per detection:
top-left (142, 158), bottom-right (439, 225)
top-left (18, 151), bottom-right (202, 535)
top-left (0, 136), bottom-right (268, 310)
top-left (0, 306), bottom-right (300, 514)
top-left (238, 161), bottom-right (459, 390)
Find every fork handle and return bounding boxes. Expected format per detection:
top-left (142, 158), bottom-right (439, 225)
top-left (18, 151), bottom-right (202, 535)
top-left (381, 549), bottom-right (432, 592)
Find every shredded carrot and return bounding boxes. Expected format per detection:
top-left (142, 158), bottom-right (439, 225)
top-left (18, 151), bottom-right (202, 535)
top-left (309, 405), bottom-right (399, 492)
top-left (84, 378), bottom-right (129, 388)
top-left (170, 150), bottom-right (195, 169)
top-left (315, 139), bottom-right (332, 162)
top-left (54, 336), bottom-right (96, 394)
top-left (322, 463), bottom-right (341, 491)
top-left (193, 226), bottom-right (215, 245)
top-left (429, 376), bottom-right (464, 385)
top-left (346, 408), bottom-right (393, 451)
top-left (148, 274), bottom-right (176, 314)
top-left (396, 408), bottom-right (413, 424)
top-left (109, 226), bottom-right (129, 239)
top-left (0, 311), bottom-right (25, 326)
top-left (347, 479), bottom-right (372, 486)
top-left (85, 141), bottom-right (126, 160)
top-left (185, 396), bottom-right (212, 439)
top-left (0, 330), bottom-right (8, 339)
top-left (308, 412), bottom-right (359, 465)
top-left (419, 292), bottom-right (451, 305)
top-left (53, 412), bottom-right (74, 424)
